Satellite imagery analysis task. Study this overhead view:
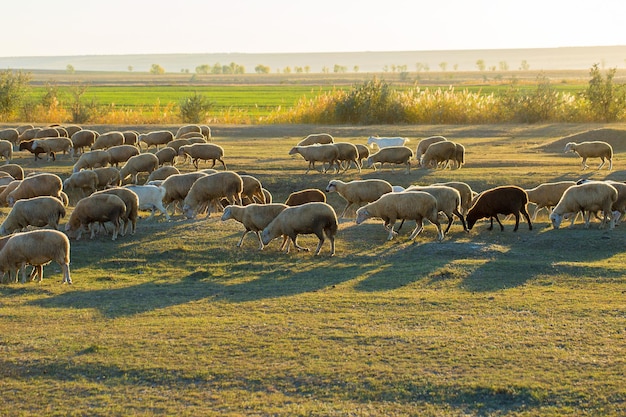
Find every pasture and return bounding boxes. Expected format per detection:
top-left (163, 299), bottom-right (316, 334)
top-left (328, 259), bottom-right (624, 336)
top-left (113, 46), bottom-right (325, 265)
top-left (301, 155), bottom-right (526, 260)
top-left (0, 122), bottom-right (625, 416)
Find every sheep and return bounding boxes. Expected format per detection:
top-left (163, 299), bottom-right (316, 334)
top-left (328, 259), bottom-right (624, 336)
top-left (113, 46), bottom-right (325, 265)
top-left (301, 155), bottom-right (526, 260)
top-left (415, 136), bottom-right (448, 166)
top-left (0, 164), bottom-right (24, 180)
top-left (94, 187), bottom-right (139, 235)
top-left (93, 166), bottom-right (121, 189)
top-left (34, 127), bottom-right (61, 138)
top-left (355, 191), bottom-right (443, 242)
top-left (297, 133), bottom-right (334, 146)
top-left (0, 180), bottom-right (21, 207)
top-left (161, 172), bottom-right (209, 215)
top-left (178, 132), bottom-right (205, 140)
top-left (72, 150), bottom-right (111, 173)
top-left (550, 181), bottom-right (618, 229)
top-left (178, 143), bottom-right (226, 170)
top-left (61, 124), bottom-right (82, 137)
top-left (564, 141), bottom-right (613, 170)
top-left (355, 143), bottom-right (370, 167)
top-left (221, 203), bottom-right (289, 249)
top-left (466, 186), bottom-right (532, 232)
top-left (200, 125), bottom-right (211, 139)
top-left (0, 196), bottom-right (66, 235)
top-left (420, 140), bottom-right (458, 169)
top-left (431, 181), bottom-right (475, 216)
top-left (91, 131), bottom-right (124, 150)
top-left (63, 170), bottom-right (99, 199)
top-left (0, 139), bottom-right (13, 162)
top-left (0, 128), bottom-right (19, 144)
top-left (453, 142), bottom-right (466, 169)
top-left (405, 185), bottom-right (468, 233)
top-left (289, 144), bottom-right (340, 174)
top-left (18, 127), bottom-right (42, 142)
top-left (0, 174), bottom-right (14, 187)
top-left (124, 184), bottom-right (170, 221)
top-left (240, 174), bottom-right (266, 204)
top-left (147, 166), bottom-right (180, 183)
top-left (175, 124), bottom-right (202, 138)
top-left (7, 173), bottom-right (63, 207)
top-left (366, 146), bottom-right (414, 174)
top-left (138, 130), bottom-right (174, 150)
top-left (0, 230), bottom-right (71, 284)
top-left (182, 171), bottom-right (243, 219)
top-left (260, 202), bottom-right (338, 255)
top-left (332, 142), bottom-right (361, 173)
top-left (19, 139), bottom-right (52, 161)
top-left (367, 136), bottom-right (408, 149)
top-left (155, 147), bottom-right (178, 166)
top-left (106, 144), bottom-right (140, 167)
top-left (325, 179), bottom-right (393, 218)
top-left (32, 137), bottom-right (73, 160)
top-left (70, 129), bottom-right (99, 155)
top-left (119, 153), bottom-right (159, 184)
top-left (284, 189), bottom-right (326, 206)
top-left (262, 188), bottom-right (273, 204)
top-left (65, 193), bottom-right (126, 241)
top-left (16, 124), bottom-right (34, 136)
top-left (166, 138), bottom-right (192, 153)
top-left (121, 130), bottom-right (139, 146)
top-left (524, 181), bottom-right (576, 221)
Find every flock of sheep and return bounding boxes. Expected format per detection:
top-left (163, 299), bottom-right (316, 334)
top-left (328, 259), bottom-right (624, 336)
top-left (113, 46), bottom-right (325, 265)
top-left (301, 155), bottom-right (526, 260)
top-left (0, 123), bottom-right (619, 285)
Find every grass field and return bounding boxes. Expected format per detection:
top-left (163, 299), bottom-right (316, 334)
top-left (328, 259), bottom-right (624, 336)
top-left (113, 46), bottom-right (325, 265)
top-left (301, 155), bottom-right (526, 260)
top-left (0, 122), bottom-right (625, 416)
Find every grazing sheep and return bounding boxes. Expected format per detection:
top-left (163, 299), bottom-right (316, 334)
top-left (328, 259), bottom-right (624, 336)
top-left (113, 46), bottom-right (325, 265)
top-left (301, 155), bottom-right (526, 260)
top-left (262, 188), bottom-right (273, 204)
top-left (178, 143), bottom-right (226, 170)
top-left (0, 180), bottom-right (21, 207)
top-left (7, 173), bottom-right (63, 207)
top-left (138, 130), bottom-right (174, 150)
top-left (182, 171), bottom-right (243, 219)
top-left (65, 193), bottom-right (126, 241)
top-left (31, 137), bottom-right (73, 161)
top-left (0, 139), bottom-right (13, 162)
top-left (415, 136), bottom-right (448, 166)
top-left (0, 196), bottom-right (66, 235)
top-left (325, 179), bottom-right (393, 218)
top-left (221, 203), bottom-right (289, 249)
top-left (175, 124), bottom-right (202, 138)
top-left (200, 125), bottom-right (211, 139)
top-left (297, 133), bottom-right (334, 146)
top-left (550, 181), bottom-right (618, 229)
top-left (0, 128), bottom-right (19, 144)
top-left (161, 172), bottom-right (209, 215)
top-left (70, 129), bottom-right (99, 155)
top-left (94, 187), bottom-right (139, 235)
top-left (16, 124), bottom-right (34, 136)
top-left (63, 170), bottom-right (99, 199)
top-left (0, 230), bottom-right (71, 284)
top-left (564, 141), bottom-right (613, 170)
top-left (18, 127), bottom-right (42, 142)
top-left (62, 125), bottom-right (82, 137)
top-left (289, 144), bottom-right (340, 174)
top-left (179, 132), bottom-right (205, 140)
top-left (240, 174), bottom-right (266, 204)
top-left (166, 138), bottom-right (192, 152)
top-left (119, 153), bottom-right (159, 184)
top-left (260, 202), bottom-right (338, 256)
top-left (106, 144), bottom-right (140, 167)
top-left (524, 181), bottom-right (576, 221)
top-left (34, 127), bottom-right (61, 138)
top-left (332, 142), bottom-right (361, 173)
top-left (405, 185), bottom-right (468, 233)
top-left (355, 143), bottom-right (370, 167)
top-left (121, 130), bottom-right (139, 146)
top-left (147, 166), bottom-right (180, 183)
top-left (0, 164), bottom-right (24, 180)
top-left (19, 139), bottom-right (52, 161)
top-left (284, 189), bottom-right (326, 206)
top-left (367, 136), bottom-right (408, 149)
top-left (355, 191), bottom-right (443, 242)
top-left (72, 150), bottom-right (111, 173)
top-left (124, 184), bottom-right (170, 221)
top-left (91, 131), bottom-right (124, 150)
top-left (453, 142), bottom-right (466, 169)
top-left (155, 146), bottom-right (178, 166)
top-left (466, 186), bottom-right (532, 232)
top-left (93, 166), bottom-right (122, 189)
top-left (420, 140), bottom-right (458, 169)
top-left (366, 146), bottom-right (414, 174)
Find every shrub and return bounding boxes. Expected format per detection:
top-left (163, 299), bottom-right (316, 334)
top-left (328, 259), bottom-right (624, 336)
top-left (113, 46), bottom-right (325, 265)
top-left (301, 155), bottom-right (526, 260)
top-left (0, 70), bottom-right (31, 120)
top-left (585, 64), bottom-right (626, 122)
top-left (334, 78), bottom-right (405, 124)
top-left (179, 93), bottom-right (213, 123)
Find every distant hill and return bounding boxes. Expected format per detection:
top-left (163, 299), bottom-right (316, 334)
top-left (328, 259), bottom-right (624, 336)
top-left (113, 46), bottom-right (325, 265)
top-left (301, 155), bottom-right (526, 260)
top-left (1, 46), bottom-right (626, 73)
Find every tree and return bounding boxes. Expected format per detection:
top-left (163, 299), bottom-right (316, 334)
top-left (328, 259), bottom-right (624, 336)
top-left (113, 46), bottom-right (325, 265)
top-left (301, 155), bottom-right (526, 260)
top-left (476, 59), bottom-right (486, 71)
top-left (333, 64), bottom-right (347, 73)
top-left (66, 64), bottom-right (75, 74)
top-left (499, 61), bottom-right (509, 71)
top-left (150, 64), bottom-right (165, 75)
top-left (128, 65), bottom-right (133, 72)
top-left (519, 60), bottom-right (530, 71)
top-left (0, 69), bottom-right (31, 117)
top-left (586, 63), bottom-right (626, 122)
top-left (179, 92), bottom-right (213, 123)
top-left (353, 65), bottom-right (359, 73)
top-left (196, 64), bottom-right (210, 74)
top-left (439, 62), bottom-right (448, 72)
top-left (255, 64), bottom-right (270, 74)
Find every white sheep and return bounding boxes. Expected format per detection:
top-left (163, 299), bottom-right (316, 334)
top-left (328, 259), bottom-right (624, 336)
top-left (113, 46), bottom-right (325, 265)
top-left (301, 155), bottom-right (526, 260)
top-left (415, 136), bottom-right (448, 166)
top-left (289, 144), bottom-right (340, 174)
top-left (63, 170), bottom-right (99, 199)
top-left (284, 189), bottom-right (326, 206)
top-left (178, 143), bottom-right (226, 170)
top-left (564, 141), bottom-right (613, 170)
top-left (297, 133), bottom-right (334, 146)
top-left (122, 130), bottom-right (139, 146)
top-left (175, 124), bottom-right (202, 138)
top-left (182, 171), bottom-right (243, 219)
top-left (0, 180), bottom-right (21, 207)
top-left (72, 150), bottom-right (111, 173)
top-left (431, 181), bottom-right (475, 216)
top-left (0, 164), bottom-right (24, 180)
top-left (32, 137), bottom-right (73, 160)
top-left (325, 179), bottom-right (393, 218)
top-left (91, 131), bottom-right (124, 150)
top-left (65, 193), bottom-right (127, 241)
top-left (221, 203), bottom-right (288, 249)
top-left (119, 153), bottom-right (159, 184)
top-left (355, 143), bottom-right (370, 167)
top-left (34, 127), bottom-right (61, 138)
top-left (0, 196), bottom-right (66, 235)
top-left (92, 166), bottom-right (122, 189)
top-left (124, 184), bottom-right (170, 221)
top-left (405, 185), bottom-right (468, 234)
top-left (366, 146), bottom-right (414, 173)
top-left (524, 181), bottom-right (576, 221)
top-left (161, 172), bottom-right (209, 215)
top-left (7, 173), bottom-right (63, 207)
top-left (240, 175), bottom-right (267, 204)
top-left (70, 129), bottom-right (99, 155)
top-left (0, 139), bottom-right (13, 162)
top-left (332, 142), bottom-right (361, 173)
top-left (260, 202), bottom-right (338, 256)
top-left (147, 166), bottom-right (180, 183)
top-left (106, 144), bottom-right (140, 167)
top-left (420, 140), bottom-right (458, 169)
top-left (366, 136), bottom-right (408, 149)
top-left (155, 147), bottom-right (178, 166)
top-left (0, 128), bottom-right (19, 144)
top-left (355, 191), bottom-right (443, 242)
top-left (0, 230), bottom-right (71, 284)
top-left (453, 142), bottom-right (466, 169)
top-left (138, 130), bottom-right (174, 150)
top-left (550, 181), bottom-right (618, 229)
top-left (93, 187), bottom-right (139, 236)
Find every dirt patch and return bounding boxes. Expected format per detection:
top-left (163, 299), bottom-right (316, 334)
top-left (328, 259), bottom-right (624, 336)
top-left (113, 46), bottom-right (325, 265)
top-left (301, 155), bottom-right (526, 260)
top-left (539, 127), bottom-right (626, 153)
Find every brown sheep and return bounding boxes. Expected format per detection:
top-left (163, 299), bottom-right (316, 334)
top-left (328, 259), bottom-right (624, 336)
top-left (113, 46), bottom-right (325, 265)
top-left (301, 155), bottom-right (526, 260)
top-left (19, 139), bottom-right (53, 161)
top-left (466, 186), bottom-right (532, 232)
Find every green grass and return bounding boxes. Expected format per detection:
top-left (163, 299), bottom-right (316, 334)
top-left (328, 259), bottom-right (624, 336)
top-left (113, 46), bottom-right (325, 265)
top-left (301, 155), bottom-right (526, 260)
top-left (0, 123), bottom-right (625, 416)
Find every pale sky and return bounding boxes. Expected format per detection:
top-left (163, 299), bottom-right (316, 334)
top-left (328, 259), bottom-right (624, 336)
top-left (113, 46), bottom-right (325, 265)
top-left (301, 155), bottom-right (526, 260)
top-left (3, 0), bottom-right (626, 57)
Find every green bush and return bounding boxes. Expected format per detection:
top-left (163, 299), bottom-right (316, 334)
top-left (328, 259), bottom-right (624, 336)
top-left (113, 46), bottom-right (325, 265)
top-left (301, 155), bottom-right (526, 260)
top-left (585, 63), bottom-right (626, 122)
top-left (334, 78), bottom-right (405, 124)
top-left (0, 70), bottom-right (31, 119)
top-left (179, 93), bottom-right (213, 123)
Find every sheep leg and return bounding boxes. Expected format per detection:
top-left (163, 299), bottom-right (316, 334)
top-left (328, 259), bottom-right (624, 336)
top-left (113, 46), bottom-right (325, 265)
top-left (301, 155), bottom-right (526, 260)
top-left (408, 218), bottom-right (424, 240)
top-left (443, 213), bottom-right (454, 234)
top-left (313, 232), bottom-right (325, 256)
top-left (513, 212), bottom-right (521, 231)
top-left (237, 230), bottom-right (252, 248)
top-left (62, 263), bottom-right (72, 284)
top-left (494, 215), bottom-right (505, 231)
top-left (597, 158), bottom-right (605, 170)
top-left (292, 235), bottom-right (309, 252)
top-left (325, 228), bottom-right (336, 256)
top-left (193, 159), bottom-right (199, 170)
top-left (454, 208), bottom-right (469, 232)
top-left (339, 202), bottom-right (352, 219)
top-left (581, 157), bottom-right (588, 170)
top-left (387, 220), bottom-right (399, 240)
top-left (521, 206), bottom-right (533, 230)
